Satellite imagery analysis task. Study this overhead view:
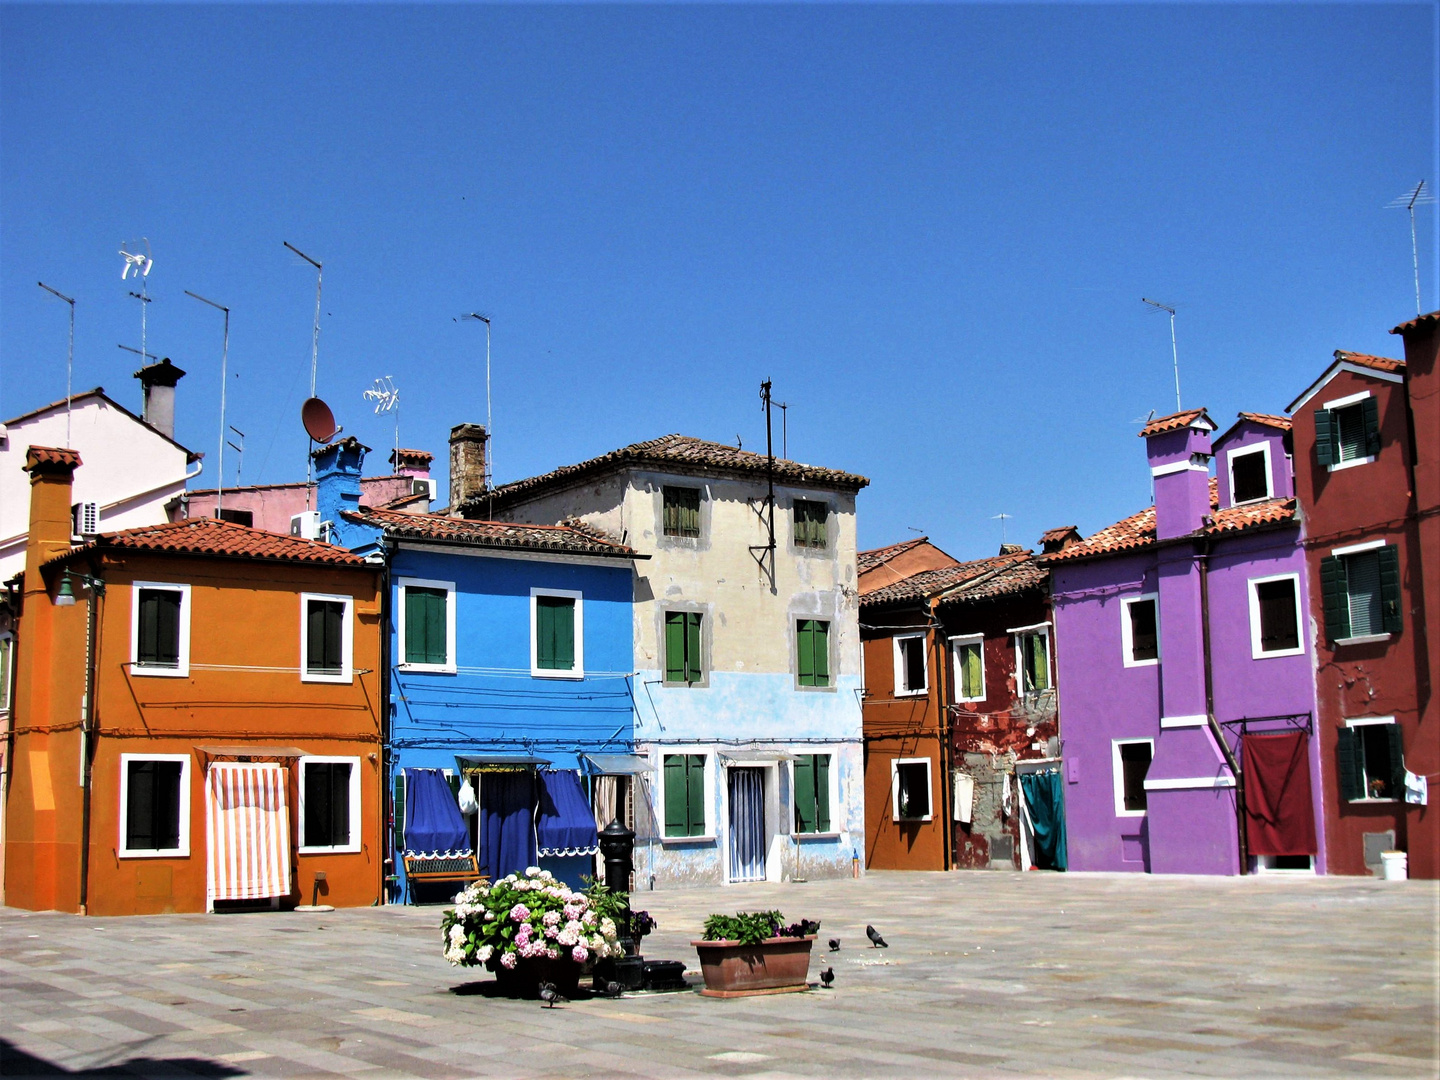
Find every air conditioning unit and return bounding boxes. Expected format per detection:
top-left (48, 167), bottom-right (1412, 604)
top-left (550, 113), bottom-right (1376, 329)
top-left (72, 502), bottom-right (100, 537)
top-left (411, 478), bottom-right (433, 501)
top-left (290, 511), bottom-right (321, 540)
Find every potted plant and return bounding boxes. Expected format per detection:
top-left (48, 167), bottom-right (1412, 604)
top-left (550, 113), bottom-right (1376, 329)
top-left (442, 867), bottom-right (624, 999)
top-left (692, 911), bottom-right (819, 997)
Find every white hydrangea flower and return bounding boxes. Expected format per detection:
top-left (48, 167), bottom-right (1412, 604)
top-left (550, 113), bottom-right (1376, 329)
top-left (478, 945), bottom-right (493, 963)
top-left (448, 924), bottom-right (466, 945)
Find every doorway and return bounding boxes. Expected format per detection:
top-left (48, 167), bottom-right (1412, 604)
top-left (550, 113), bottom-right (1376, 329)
top-left (728, 767), bottom-right (767, 882)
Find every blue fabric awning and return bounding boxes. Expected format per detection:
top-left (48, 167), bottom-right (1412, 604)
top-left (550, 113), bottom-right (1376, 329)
top-left (536, 769), bottom-right (600, 857)
top-left (403, 768), bottom-right (471, 857)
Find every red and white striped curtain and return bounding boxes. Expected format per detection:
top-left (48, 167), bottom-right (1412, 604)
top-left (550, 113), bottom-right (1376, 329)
top-left (206, 763), bottom-right (292, 905)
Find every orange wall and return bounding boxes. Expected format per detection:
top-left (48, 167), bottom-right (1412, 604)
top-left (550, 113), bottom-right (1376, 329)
top-left (6, 550), bottom-right (383, 914)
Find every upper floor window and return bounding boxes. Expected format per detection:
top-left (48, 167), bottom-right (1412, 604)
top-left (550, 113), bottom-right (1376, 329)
top-left (1248, 575), bottom-right (1303, 658)
top-left (893, 633), bottom-right (927, 696)
top-left (662, 486), bottom-right (702, 538)
top-left (398, 578), bottom-right (456, 672)
top-left (1229, 444), bottom-right (1271, 504)
top-left (1014, 625), bottom-right (1052, 694)
top-left (1321, 543), bottom-right (1401, 644)
top-left (131, 583), bottom-right (191, 678)
top-left (1314, 393), bottom-right (1380, 471)
top-left (891, 758), bottom-right (932, 821)
top-left (1121, 596), bottom-right (1159, 666)
top-left (951, 634), bottom-right (985, 702)
top-left (793, 499), bottom-right (829, 550)
top-left (1338, 719), bottom-right (1402, 802)
top-left (532, 589), bottom-right (583, 677)
top-left (664, 610), bottom-right (704, 685)
top-left (797, 619), bottom-right (831, 688)
top-left (301, 593), bottom-right (353, 682)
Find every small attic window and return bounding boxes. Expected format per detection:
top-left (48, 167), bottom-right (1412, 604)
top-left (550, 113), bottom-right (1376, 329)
top-left (1229, 445), bottom-right (1270, 504)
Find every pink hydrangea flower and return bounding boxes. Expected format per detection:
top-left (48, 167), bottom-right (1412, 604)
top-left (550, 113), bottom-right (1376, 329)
top-left (509, 903), bottom-right (530, 922)
top-left (500, 952), bottom-right (518, 969)
top-left (542, 911), bottom-right (561, 927)
top-left (571, 945), bottom-right (588, 963)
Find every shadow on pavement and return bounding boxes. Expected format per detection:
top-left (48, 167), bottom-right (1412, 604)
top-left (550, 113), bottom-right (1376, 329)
top-left (0, 1039), bottom-right (248, 1079)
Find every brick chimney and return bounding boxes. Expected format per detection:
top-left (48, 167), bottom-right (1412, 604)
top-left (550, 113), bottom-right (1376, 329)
top-left (1141, 409), bottom-right (1215, 540)
top-left (134, 358), bottom-right (186, 440)
top-left (449, 424), bottom-right (489, 510)
top-left (23, 447), bottom-right (81, 598)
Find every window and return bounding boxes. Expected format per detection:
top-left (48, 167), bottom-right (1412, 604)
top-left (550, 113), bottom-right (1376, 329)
top-left (215, 507), bottom-right (254, 527)
top-left (662, 753), bottom-right (707, 837)
top-left (398, 578), bottom-right (455, 671)
top-left (891, 758), bottom-right (932, 821)
top-left (796, 619), bottom-right (831, 688)
top-left (1229, 445), bottom-right (1271, 504)
top-left (664, 610), bottom-right (704, 684)
top-left (951, 635), bottom-right (985, 702)
top-left (301, 593), bottom-right (353, 682)
top-left (662, 486), bottom-right (702, 538)
top-left (131, 583), bottom-right (191, 677)
top-left (532, 589), bottom-right (583, 677)
top-left (1112, 740), bottom-right (1153, 817)
top-left (793, 499), bottom-right (828, 550)
top-left (299, 757), bottom-right (361, 852)
top-left (1320, 544), bottom-right (1402, 644)
top-left (0, 633), bottom-right (11, 712)
top-left (793, 754), bottom-right (832, 833)
top-left (1314, 393), bottom-right (1380, 470)
top-left (1013, 625), bottom-right (1051, 693)
top-left (1248, 575), bottom-right (1303, 658)
top-left (1121, 596), bottom-right (1159, 666)
top-left (893, 633), bottom-right (927, 696)
top-left (1338, 719), bottom-right (1403, 802)
top-left (119, 754), bottom-right (190, 857)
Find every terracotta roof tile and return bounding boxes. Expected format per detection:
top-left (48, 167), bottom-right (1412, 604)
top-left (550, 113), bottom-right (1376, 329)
top-left (390, 448), bottom-right (433, 466)
top-left (1039, 526), bottom-right (1079, 543)
top-left (1333, 350), bottom-right (1405, 373)
top-left (477, 433), bottom-right (868, 512)
top-left (47, 517), bottom-right (367, 568)
top-left (857, 537), bottom-right (929, 574)
top-left (861, 551), bottom-right (1031, 608)
top-left (1391, 310), bottom-right (1440, 335)
top-left (344, 506), bottom-right (641, 558)
top-left (1137, 408), bottom-right (1214, 438)
top-left (1235, 412), bottom-right (1292, 431)
top-left (938, 555), bottom-right (1048, 606)
top-left (24, 446), bottom-right (82, 470)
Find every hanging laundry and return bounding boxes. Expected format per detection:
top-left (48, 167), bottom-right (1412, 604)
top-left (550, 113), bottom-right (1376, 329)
top-left (1002, 771), bottom-right (1013, 818)
top-left (953, 774), bottom-right (975, 824)
top-left (1404, 770), bottom-right (1428, 806)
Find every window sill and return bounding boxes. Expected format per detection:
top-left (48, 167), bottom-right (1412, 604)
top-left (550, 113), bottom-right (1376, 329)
top-left (1334, 634), bottom-right (1391, 647)
top-left (1346, 797), bottom-right (1400, 804)
top-left (299, 845), bottom-right (362, 855)
top-left (1328, 456), bottom-right (1375, 473)
top-left (1114, 809), bottom-right (1148, 819)
top-left (1122, 658), bottom-right (1160, 668)
top-left (397, 663), bottom-right (456, 675)
top-left (1231, 495), bottom-right (1273, 507)
top-left (301, 672), bottom-right (353, 684)
top-left (796, 683), bottom-right (836, 693)
top-left (1253, 646), bottom-right (1306, 659)
top-left (118, 848), bottom-right (190, 859)
top-left (955, 695), bottom-right (987, 704)
top-left (794, 831), bottom-right (842, 841)
top-left (532, 669), bottom-right (585, 680)
top-left (660, 834), bottom-right (715, 845)
top-left (891, 816), bottom-right (933, 824)
top-left (131, 666), bottom-right (189, 679)
top-left (662, 680), bottom-right (709, 690)
top-left (894, 689), bottom-right (928, 698)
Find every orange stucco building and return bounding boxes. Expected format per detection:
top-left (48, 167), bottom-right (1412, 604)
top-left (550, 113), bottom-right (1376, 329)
top-left (5, 447), bottom-right (385, 915)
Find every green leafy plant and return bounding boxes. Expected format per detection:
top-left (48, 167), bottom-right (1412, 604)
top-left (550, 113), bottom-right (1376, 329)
top-left (701, 910), bottom-right (819, 944)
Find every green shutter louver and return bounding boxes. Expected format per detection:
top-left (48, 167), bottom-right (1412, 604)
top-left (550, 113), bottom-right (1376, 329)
top-left (1313, 407), bottom-right (1335, 467)
top-left (1377, 544), bottom-right (1403, 634)
top-left (958, 641), bottom-right (983, 699)
top-left (663, 487), bottom-right (702, 538)
top-left (686, 755), bottom-right (706, 836)
top-left (686, 612), bottom-right (703, 682)
top-left (1362, 395), bottom-right (1382, 457)
top-left (665, 612), bottom-right (686, 682)
top-left (1319, 555), bottom-right (1350, 642)
top-left (536, 595), bottom-right (576, 671)
top-left (794, 755), bottom-right (815, 833)
top-left (815, 754), bottom-right (831, 832)
top-left (797, 621), bottom-right (815, 686)
top-left (1386, 723), bottom-right (1405, 800)
top-left (393, 774), bottom-right (406, 848)
top-left (812, 621), bottom-right (830, 687)
top-left (1336, 727), bottom-right (1363, 802)
top-left (404, 587), bottom-right (448, 665)
top-left (663, 755), bottom-right (687, 836)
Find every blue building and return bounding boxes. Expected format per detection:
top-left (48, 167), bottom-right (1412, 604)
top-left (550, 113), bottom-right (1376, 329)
top-left (314, 438), bottom-right (645, 897)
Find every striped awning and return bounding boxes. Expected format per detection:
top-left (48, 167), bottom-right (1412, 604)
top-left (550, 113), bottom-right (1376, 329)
top-left (206, 762), bottom-right (292, 905)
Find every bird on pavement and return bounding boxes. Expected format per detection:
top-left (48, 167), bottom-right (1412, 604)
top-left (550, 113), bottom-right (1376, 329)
top-left (819, 967), bottom-right (835, 988)
top-left (538, 981), bottom-right (563, 1008)
top-left (866, 925), bottom-right (888, 948)
top-left (828, 937), bottom-right (841, 952)
top-left (603, 981), bottom-right (623, 999)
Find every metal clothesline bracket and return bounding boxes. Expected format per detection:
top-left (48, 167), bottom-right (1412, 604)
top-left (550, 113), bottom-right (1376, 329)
top-left (1217, 712), bottom-right (1314, 737)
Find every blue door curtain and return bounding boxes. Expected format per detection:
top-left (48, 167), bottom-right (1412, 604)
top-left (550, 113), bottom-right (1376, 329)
top-left (1020, 770), bottom-right (1068, 871)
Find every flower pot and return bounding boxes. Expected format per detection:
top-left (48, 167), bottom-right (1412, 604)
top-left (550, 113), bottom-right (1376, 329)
top-left (691, 935), bottom-right (815, 997)
top-left (492, 955), bottom-right (585, 999)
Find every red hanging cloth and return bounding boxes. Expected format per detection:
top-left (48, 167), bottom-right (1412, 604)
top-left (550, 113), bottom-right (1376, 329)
top-left (1242, 731), bottom-right (1317, 857)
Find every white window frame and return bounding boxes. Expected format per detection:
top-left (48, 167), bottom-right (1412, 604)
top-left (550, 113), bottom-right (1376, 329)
top-left (1111, 739), bottom-right (1154, 818)
top-left (396, 577), bottom-right (457, 674)
top-left (118, 753), bottom-right (192, 858)
top-left (1010, 622), bottom-right (1053, 693)
top-left (130, 582), bottom-right (192, 678)
top-left (1329, 542), bottom-right (1393, 645)
top-left (0, 631), bottom-right (12, 712)
top-left (1227, 442), bottom-right (1272, 504)
top-left (1247, 573), bottom-right (1305, 659)
top-left (891, 757), bottom-right (934, 822)
top-left (530, 587), bottom-right (584, 679)
top-left (659, 748), bottom-right (714, 842)
top-left (1321, 390), bottom-right (1376, 472)
top-left (950, 634), bottom-right (986, 702)
top-left (299, 592), bottom-right (355, 683)
top-left (789, 751), bottom-right (841, 837)
top-left (1120, 594), bottom-right (1160, 668)
top-left (892, 633), bottom-right (928, 697)
top-left (297, 755), bottom-right (363, 854)
top-left (1343, 716), bottom-right (1401, 803)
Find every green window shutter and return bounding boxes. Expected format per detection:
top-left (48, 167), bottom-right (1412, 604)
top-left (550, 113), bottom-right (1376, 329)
top-left (404, 587), bottom-right (447, 665)
top-left (794, 755), bottom-right (815, 833)
top-left (815, 754), bottom-right (831, 832)
top-left (1362, 395), bottom-right (1382, 457)
top-left (797, 621), bottom-right (815, 686)
top-left (686, 755), bottom-right (706, 836)
top-left (1377, 544), bottom-right (1403, 634)
top-left (536, 596), bottom-right (575, 670)
top-left (1385, 723), bottom-right (1405, 799)
top-left (686, 613), bottom-right (703, 682)
top-left (1335, 727), bottom-right (1363, 802)
top-left (960, 642), bottom-right (983, 698)
top-left (812, 621), bottom-right (830, 687)
top-left (663, 755), bottom-right (686, 836)
top-left (665, 612), bottom-right (686, 682)
top-left (393, 773), bottom-right (406, 848)
top-left (1318, 555), bottom-right (1350, 642)
top-left (1312, 407), bottom-right (1334, 467)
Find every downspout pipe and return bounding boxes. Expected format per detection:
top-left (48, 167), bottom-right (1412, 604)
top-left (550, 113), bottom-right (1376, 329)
top-left (930, 597), bottom-right (953, 871)
top-left (77, 571), bottom-right (104, 914)
top-left (378, 537), bottom-right (394, 904)
top-left (1198, 534), bottom-right (1247, 873)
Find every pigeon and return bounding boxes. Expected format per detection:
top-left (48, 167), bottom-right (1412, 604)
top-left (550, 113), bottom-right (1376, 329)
top-left (866, 925), bottom-right (888, 948)
top-left (538, 981), bottom-right (563, 1008)
top-left (603, 980), bottom-right (623, 999)
top-left (828, 937), bottom-right (841, 952)
top-left (819, 966), bottom-right (835, 988)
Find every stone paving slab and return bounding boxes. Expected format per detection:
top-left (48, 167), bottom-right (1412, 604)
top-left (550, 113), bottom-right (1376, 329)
top-left (1, 872), bottom-right (1436, 1078)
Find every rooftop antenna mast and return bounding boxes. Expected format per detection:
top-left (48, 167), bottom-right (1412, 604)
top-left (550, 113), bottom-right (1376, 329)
top-left (992, 511), bottom-right (1013, 546)
top-left (37, 282), bottom-right (76, 447)
top-left (1387, 181), bottom-right (1435, 314)
top-left (748, 380), bottom-right (778, 594)
top-left (457, 313), bottom-right (493, 489)
top-left (363, 376), bottom-right (401, 459)
top-left (121, 239), bottom-right (154, 373)
top-left (227, 427), bottom-right (245, 486)
top-left (185, 291), bottom-right (230, 515)
top-left (284, 241), bottom-right (324, 501)
top-left (1141, 298), bottom-right (1182, 412)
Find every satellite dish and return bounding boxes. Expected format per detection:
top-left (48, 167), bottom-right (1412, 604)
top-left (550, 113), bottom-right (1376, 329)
top-left (302, 397), bottom-right (338, 443)
top-left (120, 238), bottom-right (153, 280)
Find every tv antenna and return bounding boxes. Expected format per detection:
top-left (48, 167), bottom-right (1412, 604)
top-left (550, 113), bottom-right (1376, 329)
top-left (1141, 298), bottom-right (1182, 413)
top-left (992, 511), bottom-right (1013, 546)
top-left (37, 282), bottom-right (76, 447)
top-left (185, 291), bottom-right (230, 515)
top-left (227, 426), bottom-right (245, 486)
top-left (283, 241), bottom-right (324, 398)
top-left (457, 313), bottom-right (493, 489)
top-left (121, 239), bottom-right (154, 367)
top-left (1386, 181), bottom-right (1435, 314)
top-left (363, 375), bottom-right (401, 457)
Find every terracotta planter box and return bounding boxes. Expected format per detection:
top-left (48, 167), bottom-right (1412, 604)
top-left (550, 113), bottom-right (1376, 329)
top-left (691, 935), bottom-right (815, 997)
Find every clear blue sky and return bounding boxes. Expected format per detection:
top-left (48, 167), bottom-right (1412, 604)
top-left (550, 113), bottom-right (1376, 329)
top-left (2, 4), bottom-right (1435, 558)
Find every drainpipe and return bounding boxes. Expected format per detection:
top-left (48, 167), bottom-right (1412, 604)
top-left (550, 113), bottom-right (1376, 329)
top-left (77, 571), bottom-right (104, 915)
top-left (1197, 534), bottom-right (1247, 873)
top-left (930, 597), bottom-right (953, 871)
top-left (378, 537), bottom-right (393, 904)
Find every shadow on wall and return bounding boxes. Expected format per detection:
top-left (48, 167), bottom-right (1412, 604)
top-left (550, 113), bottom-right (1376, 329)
top-left (0, 1039), bottom-right (249, 1078)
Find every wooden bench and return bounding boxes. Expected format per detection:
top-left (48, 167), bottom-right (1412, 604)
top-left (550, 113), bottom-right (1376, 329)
top-left (402, 853), bottom-right (485, 903)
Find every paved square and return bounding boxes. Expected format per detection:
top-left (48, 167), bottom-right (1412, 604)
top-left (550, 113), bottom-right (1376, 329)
top-left (2, 872), bottom-right (1436, 1078)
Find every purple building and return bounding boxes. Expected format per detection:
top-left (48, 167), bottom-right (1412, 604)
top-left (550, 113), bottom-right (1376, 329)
top-left (1048, 408), bottom-right (1325, 875)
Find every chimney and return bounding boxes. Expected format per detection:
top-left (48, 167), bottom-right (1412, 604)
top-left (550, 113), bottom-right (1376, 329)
top-left (23, 447), bottom-right (82, 598)
top-left (313, 436), bottom-right (369, 549)
top-left (134, 358), bottom-right (186, 440)
top-left (389, 447), bottom-right (433, 480)
top-left (1142, 409), bottom-right (1215, 540)
top-left (1039, 526), bottom-right (1081, 555)
top-left (449, 424), bottom-right (489, 511)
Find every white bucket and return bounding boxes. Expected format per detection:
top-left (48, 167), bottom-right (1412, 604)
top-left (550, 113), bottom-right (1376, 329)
top-left (1379, 851), bottom-right (1408, 880)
